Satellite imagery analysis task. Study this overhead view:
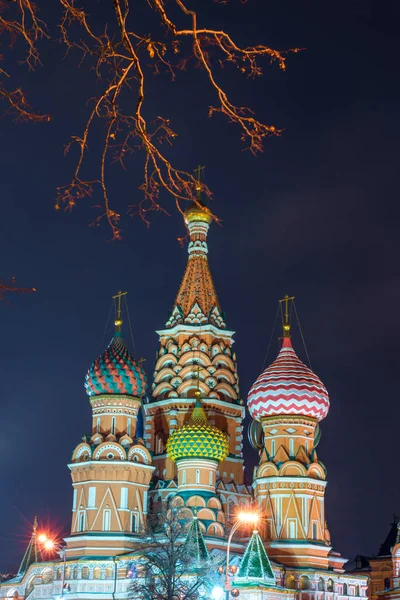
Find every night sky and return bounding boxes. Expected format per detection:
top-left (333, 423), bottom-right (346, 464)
top-left (1, 0), bottom-right (399, 572)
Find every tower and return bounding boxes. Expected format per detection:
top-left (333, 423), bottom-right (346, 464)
top-left (144, 180), bottom-right (249, 512)
top-left (166, 390), bottom-right (228, 536)
top-left (65, 292), bottom-right (154, 558)
top-left (17, 517), bottom-right (42, 578)
top-left (247, 296), bottom-right (333, 569)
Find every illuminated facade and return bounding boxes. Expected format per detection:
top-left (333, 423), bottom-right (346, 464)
top-left (0, 204), bottom-right (369, 600)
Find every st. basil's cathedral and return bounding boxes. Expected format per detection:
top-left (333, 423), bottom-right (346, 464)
top-left (2, 198), bottom-right (394, 600)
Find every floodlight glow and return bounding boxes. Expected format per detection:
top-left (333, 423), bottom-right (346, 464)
top-left (44, 540), bottom-right (55, 550)
top-left (212, 586), bottom-right (224, 600)
top-left (237, 512), bottom-right (258, 524)
top-left (37, 534), bottom-right (48, 543)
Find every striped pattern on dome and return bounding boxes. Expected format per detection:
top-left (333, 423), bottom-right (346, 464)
top-left (85, 333), bottom-right (147, 397)
top-left (247, 338), bottom-right (329, 422)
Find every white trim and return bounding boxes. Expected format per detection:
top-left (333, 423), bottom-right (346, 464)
top-left (69, 461), bottom-right (155, 471)
top-left (72, 479), bottom-right (151, 487)
top-left (254, 476), bottom-right (327, 488)
top-left (64, 534), bottom-right (141, 542)
top-left (268, 541), bottom-right (332, 551)
top-left (156, 323), bottom-right (235, 339)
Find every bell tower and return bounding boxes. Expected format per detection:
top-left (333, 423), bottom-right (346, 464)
top-left (65, 292), bottom-right (154, 558)
top-left (248, 296), bottom-right (335, 570)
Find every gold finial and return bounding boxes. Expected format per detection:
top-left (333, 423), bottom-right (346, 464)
top-left (112, 290), bottom-right (127, 332)
top-left (279, 294), bottom-right (295, 338)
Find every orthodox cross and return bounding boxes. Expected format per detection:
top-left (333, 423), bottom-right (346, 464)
top-left (194, 164), bottom-right (205, 198)
top-left (279, 294), bottom-right (295, 338)
top-left (113, 290), bottom-right (127, 332)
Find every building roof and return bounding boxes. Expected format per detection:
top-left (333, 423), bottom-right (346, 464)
top-left (379, 519), bottom-right (399, 556)
top-left (236, 529), bottom-right (275, 585)
top-left (17, 517), bottom-right (42, 578)
top-left (183, 516), bottom-right (210, 564)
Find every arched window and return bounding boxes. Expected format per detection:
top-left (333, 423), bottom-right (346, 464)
top-left (289, 520), bottom-right (297, 538)
top-left (42, 569), bottom-right (54, 584)
top-left (105, 566), bottom-right (114, 579)
top-left (155, 432), bottom-right (165, 454)
top-left (127, 418), bottom-right (131, 436)
top-left (56, 570), bottom-right (61, 580)
top-left (289, 438), bottom-right (294, 457)
top-left (64, 567), bottom-right (70, 581)
top-left (131, 512), bottom-right (139, 532)
top-left (93, 567), bottom-right (101, 580)
top-left (97, 417), bottom-right (101, 433)
top-left (286, 575), bottom-right (296, 590)
top-left (209, 471), bottom-right (213, 486)
top-left (271, 440), bottom-right (275, 457)
top-left (72, 567), bottom-right (78, 580)
top-left (318, 578), bottom-right (325, 591)
top-left (312, 522), bottom-right (318, 540)
top-left (300, 576), bottom-right (310, 590)
top-left (384, 579), bottom-right (391, 591)
top-left (343, 583), bottom-right (348, 595)
top-left (355, 586), bottom-right (360, 596)
top-left (78, 511), bottom-right (85, 532)
top-left (111, 417), bottom-right (116, 435)
top-left (196, 469), bottom-right (200, 484)
top-left (81, 567), bottom-right (89, 579)
top-left (182, 470), bottom-right (186, 485)
top-left (103, 508), bottom-right (111, 531)
top-left (327, 579), bottom-right (334, 592)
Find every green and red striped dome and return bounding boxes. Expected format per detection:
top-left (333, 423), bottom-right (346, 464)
top-left (85, 333), bottom-right (147, 398)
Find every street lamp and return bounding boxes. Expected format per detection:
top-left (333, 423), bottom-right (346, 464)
top-left (223, 512), bottom-right (259, 600)
top-left (38, 534), bottom-right (67, 597)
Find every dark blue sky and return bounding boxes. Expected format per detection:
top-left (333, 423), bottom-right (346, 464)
top-left (0, 0), bottom-right (399, 571)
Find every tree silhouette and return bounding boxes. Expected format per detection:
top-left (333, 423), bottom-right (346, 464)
top-left (0, 0), bottom-right (299, 239)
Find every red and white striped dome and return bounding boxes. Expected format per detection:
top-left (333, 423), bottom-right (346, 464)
top-left (247, 338), bottom-right (330, 422)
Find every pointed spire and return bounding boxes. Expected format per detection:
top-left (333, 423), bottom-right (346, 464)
top-left (189, 393), bottom-right (208, 425)
top-left (165, 168), bottom-right (225, 329)
top-left (17, 517), bottom-right (42, 577)
top-left (396, 521), bottom-right (400, 545)
top-left (183, 516), bottom-right (210, 564)
top-left (236, 529), bottom-right (275, 585)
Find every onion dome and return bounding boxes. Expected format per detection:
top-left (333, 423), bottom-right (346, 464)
top-left (247, 337), bottom-right (330, 422)
top-left (184, 202), bottom-right (212, 225)
top-left (85, 332), bottom-right (147, 398)
top-left (167, 392), bottom-right (228, 462)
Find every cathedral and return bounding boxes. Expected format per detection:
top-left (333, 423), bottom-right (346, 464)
top-left (0, 201), bottom-right (370, 600)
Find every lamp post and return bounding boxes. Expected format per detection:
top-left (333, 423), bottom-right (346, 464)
top-left (38, 534), bottom-right (67, 597)
top-left (223, 511), bottom-right (259, 600)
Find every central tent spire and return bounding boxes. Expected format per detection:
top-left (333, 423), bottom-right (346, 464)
top-left (165, 167), bottom-right (225, 329)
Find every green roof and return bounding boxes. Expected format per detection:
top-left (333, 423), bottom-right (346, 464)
top-left (183, 517), bottom-right (210, 565)
top-left (236, 530), bottom-right (275, 585)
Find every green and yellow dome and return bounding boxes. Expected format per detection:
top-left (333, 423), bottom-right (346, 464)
top-left (167, 394), bottom-right (228, 462)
